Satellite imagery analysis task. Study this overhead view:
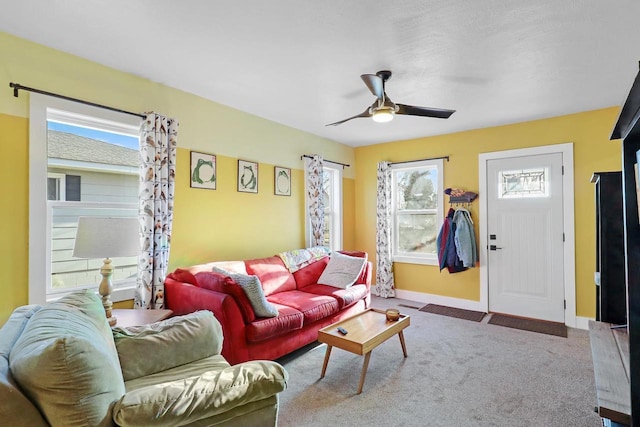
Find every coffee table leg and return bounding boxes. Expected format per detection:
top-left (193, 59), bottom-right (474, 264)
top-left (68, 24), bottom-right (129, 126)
top-left (320, 345), bottom-right (333, 379)
top-left (398, 331), bottom-right (408, 357)
top-left (357, 352), bottom-right (372, 394)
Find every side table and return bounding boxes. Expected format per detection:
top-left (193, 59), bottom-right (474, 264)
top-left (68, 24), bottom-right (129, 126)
top-left (111, 309), bottom-right (173, 328)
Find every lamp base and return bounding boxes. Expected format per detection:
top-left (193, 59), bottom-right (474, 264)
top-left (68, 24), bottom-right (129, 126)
top-left (99, 258), bottom-right (117, 327)
top-left (107, 315), bottom-right (117, 327)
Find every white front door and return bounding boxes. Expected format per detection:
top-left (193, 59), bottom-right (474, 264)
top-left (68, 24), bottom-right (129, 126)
top-left (487, 152), bottom-right (565, 323)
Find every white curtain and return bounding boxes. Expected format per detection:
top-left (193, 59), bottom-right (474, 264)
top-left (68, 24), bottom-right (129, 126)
top-left (375, 161), bottom-right (395, 297)
top-left (306, 155), bottom-right (325, 247)
top-left (135, 113), bottom-right (178, 309)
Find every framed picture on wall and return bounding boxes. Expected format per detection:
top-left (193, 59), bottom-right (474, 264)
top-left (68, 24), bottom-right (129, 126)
top-left (274, 166), bottom-right (291, 196)
top-left (190, 151), bottom-right (216, 190)
top-left (238, 160), bottom-right (258, 193)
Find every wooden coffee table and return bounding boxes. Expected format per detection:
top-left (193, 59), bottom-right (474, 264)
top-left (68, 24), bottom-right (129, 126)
top-left (318, 308), bottom-right (410, 394)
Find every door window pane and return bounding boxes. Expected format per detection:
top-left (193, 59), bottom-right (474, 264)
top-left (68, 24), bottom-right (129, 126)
top-left (498, 168), bottom-right (548, 198)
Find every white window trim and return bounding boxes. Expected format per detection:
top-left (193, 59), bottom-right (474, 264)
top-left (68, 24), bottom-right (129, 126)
top-left (47, 172), bottom-right (66, 201)
top-left (29, 93), bottom-right (141, 305)
top-left (391, 158), bottom-right (444, 266)
top-left (324, 162), bottom-right (343, 251)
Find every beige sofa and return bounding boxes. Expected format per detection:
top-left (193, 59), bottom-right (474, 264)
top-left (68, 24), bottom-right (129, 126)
top-left (0, 290), bottom-right (288, 426)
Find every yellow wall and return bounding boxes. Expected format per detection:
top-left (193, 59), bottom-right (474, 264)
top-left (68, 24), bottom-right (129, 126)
top-left (0, 32), bottom-right (356, 325)
top-left (355, 108), bottom-right (622, 318)
top-left (0, 113), bottom-right (29, 322)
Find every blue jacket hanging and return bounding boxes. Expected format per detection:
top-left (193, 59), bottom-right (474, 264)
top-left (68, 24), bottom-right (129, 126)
top-left (437, 208), bottom-right (467, 273)
top-left (452, 208), bottom-right (478, 268)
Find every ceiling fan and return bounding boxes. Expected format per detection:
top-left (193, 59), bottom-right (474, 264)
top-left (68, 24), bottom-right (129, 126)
top-left (326, 70), bottom-right (455, 126)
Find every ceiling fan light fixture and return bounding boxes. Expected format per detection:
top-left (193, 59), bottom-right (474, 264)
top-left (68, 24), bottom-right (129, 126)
top-left (372, 107), bottom-right (394, 123)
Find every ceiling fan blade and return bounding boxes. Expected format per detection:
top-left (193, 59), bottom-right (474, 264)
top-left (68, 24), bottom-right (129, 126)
top-left (360, 74), bottom-right (384, 99)
top-left (396, 104), bottom-right (455, 119)
top-left (326, 105), bottom-right (373, 126)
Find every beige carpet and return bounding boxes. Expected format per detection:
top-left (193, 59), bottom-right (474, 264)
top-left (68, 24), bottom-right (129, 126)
top-left (277, 296), bottom-right (600, 427)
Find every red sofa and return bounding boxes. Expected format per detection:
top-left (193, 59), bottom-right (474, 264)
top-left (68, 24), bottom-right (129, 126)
top-left (165, 251), bottom-right (371, 364)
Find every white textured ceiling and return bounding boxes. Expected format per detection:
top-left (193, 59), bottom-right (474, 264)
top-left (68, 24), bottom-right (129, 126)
top-left (1, 1), bottom-right (639, 147)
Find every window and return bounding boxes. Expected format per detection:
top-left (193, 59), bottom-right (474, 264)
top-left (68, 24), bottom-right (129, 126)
top-left (47, 173), bottom-right (66, 201)
top-left (391, 159), bottom-right (444, 265)
top-left (47, 173), bottom-right (81, 201)
top-left (498, 167), bottom-right (549, 198)
top-left (29, 93), bottom-right (141, 304)
top-left (322, 164), bottom-right (343, 251)
top-left (304, 160), bottom-right (343, 251)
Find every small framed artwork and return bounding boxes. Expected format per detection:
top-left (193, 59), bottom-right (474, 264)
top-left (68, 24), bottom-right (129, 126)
top-left (238, 160), bottom-right (258, 193)
top-left (274, 166), bottom-right (291, 196)
top-left (190, 151), bottom-right (216, 190)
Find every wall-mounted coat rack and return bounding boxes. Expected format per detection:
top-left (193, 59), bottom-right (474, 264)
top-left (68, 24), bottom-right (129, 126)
top-left (446, 188), bottom-right (478, 207)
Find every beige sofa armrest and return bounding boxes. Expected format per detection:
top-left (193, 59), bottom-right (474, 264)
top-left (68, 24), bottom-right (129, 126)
top-left (113, 360), bottom-right (288, 427)
top-left (113, 310), bottom-right (223, 381)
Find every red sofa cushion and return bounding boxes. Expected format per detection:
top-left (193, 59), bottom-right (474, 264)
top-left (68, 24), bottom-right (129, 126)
top-left (267, 290), bottom-right (339, 324)
top-left (245, 256), bottom-right (297, 296)
top-left (245, 303), bottom-right (304, 343)
top-left (298, 284), bottom-right (368, 310)
top-left (293, 256), bottom-right (329, 288)
top-left (167, 268), bottom-right (199, 286)
top-left (194, 271), bottom-right (256, 323)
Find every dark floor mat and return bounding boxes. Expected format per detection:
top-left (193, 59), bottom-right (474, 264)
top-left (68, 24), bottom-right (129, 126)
top-left (488, 313), bottom-right (567, 337)
top-left (418, 304), bottom-right (486, 322)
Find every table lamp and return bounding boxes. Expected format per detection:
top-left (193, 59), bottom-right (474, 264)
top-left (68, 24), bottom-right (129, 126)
top-left (72, 216), bottom-right (139, 326)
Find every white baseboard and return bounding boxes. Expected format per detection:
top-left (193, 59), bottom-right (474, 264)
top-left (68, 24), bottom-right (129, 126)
top-left (390, 289), bottom-right (593, 331)
top-left (574, 316), bottom-right (592, 331)
top-left (392, 289), bottom-right (485, 312)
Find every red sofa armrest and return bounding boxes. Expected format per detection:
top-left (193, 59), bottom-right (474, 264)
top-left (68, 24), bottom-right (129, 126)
top-left (359, 261), bottom-right (373, 287)
top-left (165, 277), bottom-right (249, 364)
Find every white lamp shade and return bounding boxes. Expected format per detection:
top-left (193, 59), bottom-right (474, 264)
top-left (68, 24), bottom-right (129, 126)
top-left (73, 217), bottom-right (139, 259)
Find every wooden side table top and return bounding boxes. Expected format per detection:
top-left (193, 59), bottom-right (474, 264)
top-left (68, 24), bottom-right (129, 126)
top-left (111, 309), bottom-right (173, 328)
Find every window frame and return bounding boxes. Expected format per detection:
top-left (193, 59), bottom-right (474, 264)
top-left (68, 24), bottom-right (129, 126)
top-left (304, 159), bottom-right (343, 251)
top-left (29, 93), bottom-right (141, 305)
top-left (391, 158), bottom-right (444, 266)
top-left (47, 172), bottom-right (66, 201)
top-left (323, 163), bottom-right (343, 251)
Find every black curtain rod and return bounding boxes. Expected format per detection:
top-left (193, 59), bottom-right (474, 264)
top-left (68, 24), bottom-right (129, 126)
top-left (390, 155), bottom-right (449, 165)
top-left (9, 82), bottom-right (147, 119)
top-left (301, 154), bottom-right (350, 168)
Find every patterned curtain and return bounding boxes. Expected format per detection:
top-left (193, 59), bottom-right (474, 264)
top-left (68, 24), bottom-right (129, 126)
top-left (306, 155), bottom-right (325, 247)
top-left (375, 161), bottom-right (396, 297)
top-left (135, 113), bottom-right (178, 309)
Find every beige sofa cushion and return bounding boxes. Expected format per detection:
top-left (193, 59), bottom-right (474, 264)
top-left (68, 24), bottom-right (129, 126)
top-left (113, 310), bottom-right (223, 381)
top-left (0, 305), bottom-right (48, 427)
top-left (113, 360), bottom-right (288, 427)
top-left (10, 290), bottom-right (125, 427)
top-left (317, 251), bottom-right (367, 289)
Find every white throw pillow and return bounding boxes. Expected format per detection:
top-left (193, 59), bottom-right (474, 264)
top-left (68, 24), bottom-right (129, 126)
top-left (211, 267), bottom-right (278, 318)
top-left (317, 252), bottom-right (366, 289)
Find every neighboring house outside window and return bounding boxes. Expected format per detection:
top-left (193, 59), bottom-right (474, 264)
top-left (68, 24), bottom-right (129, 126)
top-left (391, 158), bottom-right (444, 265)
top-left (322, 164), bottom-right (343, 251)
top-left (29, 93), bottom-right (141, 304)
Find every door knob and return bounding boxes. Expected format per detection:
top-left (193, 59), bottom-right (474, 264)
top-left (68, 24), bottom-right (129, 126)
top-left (489, 245), bottom-right (503, 251)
